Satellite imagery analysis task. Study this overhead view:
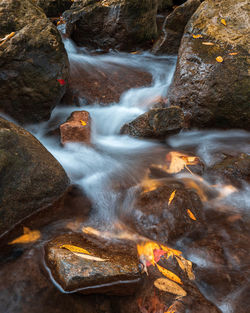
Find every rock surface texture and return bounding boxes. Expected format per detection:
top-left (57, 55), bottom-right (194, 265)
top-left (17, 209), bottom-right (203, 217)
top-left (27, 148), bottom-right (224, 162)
top-left (0, 0), bottom-right (69, 124)
top-left (167, 0), bottom-right (250, 129)
top-left (0, 117), bottom-right (69, 235)
top-left (34, 0), bottom-right (72, 17)
top-left (63, 0), bottom-right (159, 51)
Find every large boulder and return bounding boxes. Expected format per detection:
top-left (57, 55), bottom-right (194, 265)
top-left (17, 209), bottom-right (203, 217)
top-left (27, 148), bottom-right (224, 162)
top-left (33, 0), bottom-right (72, 17)
top-left (0, 117), bottom-right (69, 235)
top-left (167, 0), bottom-right (250, 129)
top-left (63, 0), bottom-right (159, 51)
top-left (0, 0), bottom-right (69, 124)
top-left (153, 0), bottom-right (201, 54)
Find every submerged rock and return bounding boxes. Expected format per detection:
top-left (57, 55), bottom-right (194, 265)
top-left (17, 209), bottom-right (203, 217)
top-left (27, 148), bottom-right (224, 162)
top-left (0, 117), bottom-right (69, 235)
top-left (121, 107), bottom-right (184, 138)
top-left (167, 0), bottom-right (250, 129)
top-left (34, 0), bottom-right (72, 17)
top-left (0, 0), bottom-right (69, 124)
top-left (60, 110), bottom-right (91, 145)
top-left (63, 0), bottom-right (159, 51)
top-left (46, 233), bottom-right (141, 295)
top-left (153, 0), bottom-right (201, 54)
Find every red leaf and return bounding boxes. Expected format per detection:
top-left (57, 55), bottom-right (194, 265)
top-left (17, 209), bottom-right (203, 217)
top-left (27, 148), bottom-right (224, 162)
top-left (57, 79), bottom-right (66, 86)
top-left (145, 249), bottom-right (167, 267)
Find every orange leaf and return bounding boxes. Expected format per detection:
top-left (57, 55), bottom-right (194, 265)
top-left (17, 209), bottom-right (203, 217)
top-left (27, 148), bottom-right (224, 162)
top-left (156, 264), bottom-right (183, 285)
top-left (221, 19), bottom-right (227, 26)
top-left (187, 209), bottom-right (196, 221)
top-left (80, 120), bottom-right (87, 126)
top-left (60, 244), bottom-right (91, 255)
top-left (202, 42), bottom-right (214, 46)
top-left (216, 56), bottom-right (223, 63)
top-left (154, 278), bottom-right (186, 296)
top-left (168, 190), bottom-right (176, 206)
top-left (8, 227), bottom-right (40, 245)
top-left (192, 34), bottom-right (203, 39)
top-left (229, 52), bottom-right (238, 56)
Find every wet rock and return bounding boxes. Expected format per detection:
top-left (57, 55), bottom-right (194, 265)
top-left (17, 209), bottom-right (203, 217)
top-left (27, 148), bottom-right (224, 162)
top-left (46, 233), bottom-right (141, 295)
top-left (0, 0), bottom-right (69, 124)
top-left (34, 0), bottom-right (72, 17)
top-left (63, 0), bottom-right (158, 51)
top-left (167, 0), bottom-right (250, 129)
top-left (153, 0), bottom-right (201, 54)
top-left (0, 117), bottom-right (69, 235)
top-left (158, 0), bottom-right (173, 11)
top-left (126, 179), bottom-right (204, 243)
top-left (68, 62), bottom-right (152, 104)
top-left (121, 107), bottom-right (184, 138)
top-left (60, 110), bottom-right (91, 145)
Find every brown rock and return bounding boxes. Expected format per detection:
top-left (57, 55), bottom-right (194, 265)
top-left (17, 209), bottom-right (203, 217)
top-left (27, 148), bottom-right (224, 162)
top-left (0, 0), bottom-right (69, 124)
top-left (0, 117), bottom-right (69, 235)
top-left (121, 107), bottom-right (184, 138)
top-left (167, 0), bottom-right (250, 129)
top-left (45, 233), bottom-right (141, 295)
top-left (60, 110), bottom-right (91, 145)
top-left (33, 0), bottom-right (72, 17)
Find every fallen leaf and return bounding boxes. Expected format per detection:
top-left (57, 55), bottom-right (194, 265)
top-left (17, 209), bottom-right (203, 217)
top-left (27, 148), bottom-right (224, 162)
top-left (73, 253), bottom-right (106, 261)
top-left (8, 227), bottom-right (40, 245)
top-left (187, 209), bottom-right (196, 221)
top-left (229, 52), bottom-right (238, 56)
top-left (202, 42), bottom-right (215, 46)
top-left (192, 34), bottom-right (203, 39)
top-left (80, 120), bottom-right (87, 126)
top-left (57, 79), bottom-right (66, 85)
top-left (156, 264), bottom-right (183, 285)
top-left (154, 278), bottom-right (187, 296)
top-left (175, 255), bottom-right (195, 281)
top-left (160, 244), bottom-right (182, 258)
top-left (165, 303), bottom-right (176, 313)
top-left (221, 18), bottom-right (227, 26)
top-left (0, 32), bottom-right (15, 46)
top-left (168, 190), bottom-right (176, 206)
top-left (137, 241), bottom-right (160, 267)
top-left (60, 244), bottom-right (91, 255)
top-left (216, 56), bottom-right (223, 63)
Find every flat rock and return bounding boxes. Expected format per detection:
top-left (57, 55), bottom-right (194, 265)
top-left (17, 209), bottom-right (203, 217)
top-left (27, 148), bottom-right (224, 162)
top-left (46, 233), bottom-right (141, 295)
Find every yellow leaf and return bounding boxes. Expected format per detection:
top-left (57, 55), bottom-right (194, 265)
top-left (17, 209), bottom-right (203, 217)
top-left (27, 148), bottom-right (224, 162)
top-left (137, 241), bottom-right (160, 266)
top-left (202, 42), bottom-right (214, 46)
top-left (73, 253), bottom-right (106, 261)
top-left (221, 18), bottom-right (227, 26)
top-left (156, 264), bottom-right (183, 285)
top-left (160, 244), bottom-right (182, 257)
top-left (8, 227), bottom-right (40, 245)
top-left (60, 244), bottom-right (91, 255)
top-left (216, 56), bottom-right (223, 63)
top-left (154, 278), bottom-right (187, 296)
top-left (187, 209), bottom-right (196, 221)
top-left (192, 34), bottom-right (203, 39)
top-left (0, 32), bottom-right (15, 47)
top-left (80, 120), bottom-right (87, 126)
top-left (168, 190), bottom-right (176, 206)
top-left (175, 255), bottom-right (195, 281)
top-left (229, 52), bottom-right (238, 56)
top-left (165, 304), bottom-right (176, 313)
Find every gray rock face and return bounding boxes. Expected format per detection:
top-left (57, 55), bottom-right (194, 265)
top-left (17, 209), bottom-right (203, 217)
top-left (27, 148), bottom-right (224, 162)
top-left (63, 0), bottom-right (159, 51)
top-left (46, 233), bottom-right (141, 295)
top-left (167, 0), bottom-right (250, 129)
top-left (0, 0), bottom-right (69, 124)
top-left (121, 107), bottom-right (184, 138)
top-left (0, 117), bottom-right (69, 235)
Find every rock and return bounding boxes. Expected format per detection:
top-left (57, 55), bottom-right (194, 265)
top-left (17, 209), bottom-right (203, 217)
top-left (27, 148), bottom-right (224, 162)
top-left (121, 107), bottom-right (184, 138)
top-left (157, 0), bottom-right (173, 11)
top-left (125, 179), bottom-right (204, 243)
top-left (153, 0), bottom-right (201, 54)
top-left (33, 0), bottom-right (72, 17)
top-left (0, 0), bottom-right (69, 124)
top-left (167, 0), bottom-right (250, 129)
top-left (0, 117), bottom-right (69, 235)
top-left (60, 111), bottom-right (91, 145)
top-left (46, 233), bottom-right (141, 295)
top-left (63, 0), bottom-right (159, 51)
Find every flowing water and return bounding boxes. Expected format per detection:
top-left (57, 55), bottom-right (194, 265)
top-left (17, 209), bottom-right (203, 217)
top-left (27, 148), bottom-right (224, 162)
top-left (1, 36), bottom-right (250, 313)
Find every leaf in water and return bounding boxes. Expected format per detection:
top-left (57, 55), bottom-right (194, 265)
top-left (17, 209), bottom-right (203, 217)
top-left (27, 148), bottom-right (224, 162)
top-left (80, 120), bottom-right (87, 126)
top-left (60, 244), bottom-right (91, 255)
top-left (192, 34), bottom-right (203, 39)
top-left (202, 42), bottom-right (215, 46)
top-left (221, 18), bottom-right (227, 26)
top-left (229, 52), bottom-right (238, 56)
top-left (154, 278), bottom-right (187, 296)
top-left (168, 190), bottom-right (176, 206)
top-left (57, 79), bottom-right (66, 85)
top-left (187, 209), bottom-right (196, 221)
top-left (73, 253), bottom-right (106, 261)
top-left (175, 255), bottom-right (195, 281)
top-left (156, 264), bottom-right (183, 285)
top-left (216, 56), bottom-right (223, 63)
top-left (8, 227), bottom-right (41, 245)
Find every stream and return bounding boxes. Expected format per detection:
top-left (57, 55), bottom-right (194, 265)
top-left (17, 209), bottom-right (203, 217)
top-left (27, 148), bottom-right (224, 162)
top-left (0, 36), bottom-right (249, 313)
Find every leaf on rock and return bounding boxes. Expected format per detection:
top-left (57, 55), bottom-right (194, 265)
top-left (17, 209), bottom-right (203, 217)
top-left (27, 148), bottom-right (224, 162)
top-left (80, 120), bottom-right (87, 126)
top-left (60, 244), bottom-right (91, 255)
top-left (175, 256), bottom-right (195, 281)
top-left (192, 34), bottom-right (203, 39)
top-left (156, 264), bottom-right (183, 285)
top-left (168, 190), bottom-right (176, 206)
top-left (229, 52), bottom-right (238, 56)
top-left (57, 79), bottom-right (66, 86)
top-left (0, 32), bottom-right (15, 46)
top-left (216, 56), bottom-right (223, 63)
top-left (202, 42), bottom-right (214, 46)
top-left (8, 227), bottom-right (41, 245)
top-left (187, 209), bottom-right (196, 221)
top-left (154, 278), bottom-right (187, 296)
top-left (221, 19), bottom-right (227, 26)
top-left (73, 253), bottom-right (106, 261)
